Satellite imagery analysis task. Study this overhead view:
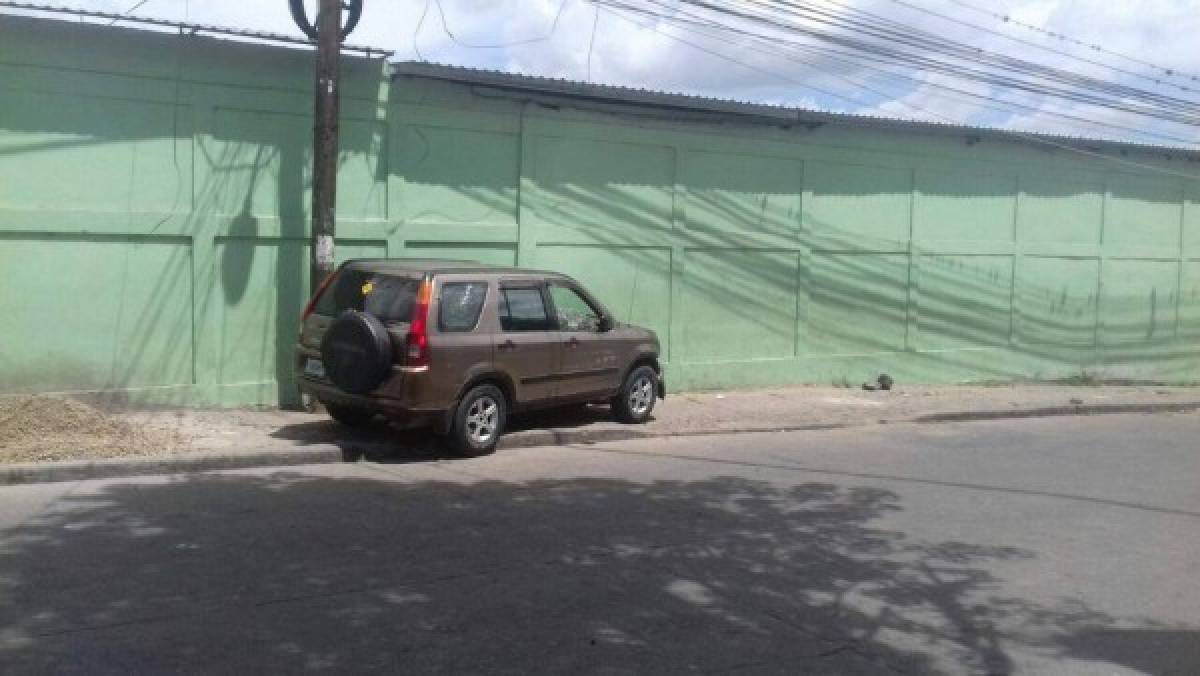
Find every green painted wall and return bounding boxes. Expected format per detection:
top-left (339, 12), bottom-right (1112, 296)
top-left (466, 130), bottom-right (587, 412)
top-left (2, 16), bottom-right (1198, 407)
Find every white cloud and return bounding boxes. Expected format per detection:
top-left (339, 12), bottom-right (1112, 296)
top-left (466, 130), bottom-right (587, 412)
top-left (12, 0), bottom-right (1200, 146)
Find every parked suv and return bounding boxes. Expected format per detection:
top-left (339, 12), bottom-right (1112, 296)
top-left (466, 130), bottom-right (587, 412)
top-left (296, 259), bottom-right (664, 456)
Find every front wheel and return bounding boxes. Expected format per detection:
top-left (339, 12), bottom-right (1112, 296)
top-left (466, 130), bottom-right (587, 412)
top-left (612, 366), bottom-right (658, 424)
top-left (448, 384), bottom-right (506, 457)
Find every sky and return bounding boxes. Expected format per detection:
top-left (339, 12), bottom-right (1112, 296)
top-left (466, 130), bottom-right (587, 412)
top-left (11, 0), bottom-right (1200, 147)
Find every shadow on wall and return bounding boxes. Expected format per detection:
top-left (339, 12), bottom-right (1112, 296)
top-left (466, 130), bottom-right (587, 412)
top-left (0, 471), bottom-right (1183, 672)
top-left (0, 37), bottom-right (383, 406)
top-left (209, 138), bottom-right (311, 407)
top-left (1, 21), bottom-right (1197, 405)
top-left (533, 173), bottom-right (1194, 382)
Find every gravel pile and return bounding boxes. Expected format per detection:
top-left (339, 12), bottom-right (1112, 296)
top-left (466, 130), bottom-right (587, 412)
top-left (0, 395), bottom-right (184, 463)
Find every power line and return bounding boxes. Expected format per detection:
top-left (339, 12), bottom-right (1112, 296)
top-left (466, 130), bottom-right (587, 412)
top-left (679, 14), bottom-right (1200, 145)
top-left (109, 0), bottom-right (152, 25)
top-left (598, 1), bottom-right (1200, 146)
top-left (740, 0), bottom-right (1200, 116)
top-left (943, 0), bottom-right (1200, 83)
top-left (412, 0), bottom-right (431, 60)
top-left (597, 0), bottom-right (1200, 131)
top-left (407, 0), bottom-right (1200, 134)
top-left (432, 0), bottom-right (571, 49)
top-left (586, 6), bottom-right (599, 82)
top-left (880, 0), bottom-right (1199, 95)
top-left (588, 1), bottom-right (1200, 179)
top-left (651, 0), bottom-right (1200, 134)
top-left (714, 0), bottom-right (1200, 122)
top-left (593, 4), bottom-right (879, 111)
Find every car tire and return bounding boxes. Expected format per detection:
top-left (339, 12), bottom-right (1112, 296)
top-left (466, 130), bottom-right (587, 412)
top-left (320, 310), bottom-right (392, 395)
top-left (612, 365), bottom-right (658, 424)
top-left (448, 384), bottom-right (506, 457)
top-left (326, 403), bottom-right (374, 426)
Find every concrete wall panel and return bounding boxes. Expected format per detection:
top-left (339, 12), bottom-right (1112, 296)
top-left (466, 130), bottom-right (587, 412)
top-left (0, 234), bottom-right (193, 393)
top-left (807, 162), bottom-right (911, 249)
top-left (916, 170), bottom-right (1017, 242)
top-left (917, 254), bottom-right (1013, 350)
top-left (808, 252), bottom-right (909, 356)
top-left (1016, 257), bottom-right (1099, 347)
top-left (681, 249), bottom-right (799, 362)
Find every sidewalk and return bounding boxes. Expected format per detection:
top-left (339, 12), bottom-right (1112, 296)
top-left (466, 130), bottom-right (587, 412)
top-left (3, 384), bottom-right (1199, 484)
top-left (181, 383), bottom-right (1200, 449)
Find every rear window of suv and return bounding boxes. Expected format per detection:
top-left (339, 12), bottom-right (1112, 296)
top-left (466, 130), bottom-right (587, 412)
top-left (314, 268), bottom-right (421, 323)
top-left (439, 282), bottom-right (487, 332)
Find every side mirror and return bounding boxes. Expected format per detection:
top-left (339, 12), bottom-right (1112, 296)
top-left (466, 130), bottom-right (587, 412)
top-left (597, 315), bottom-right (614, 332)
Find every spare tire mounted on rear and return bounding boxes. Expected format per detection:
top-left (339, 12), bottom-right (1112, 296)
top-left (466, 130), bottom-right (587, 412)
top-left (320, 310), bottom-right (393, 394)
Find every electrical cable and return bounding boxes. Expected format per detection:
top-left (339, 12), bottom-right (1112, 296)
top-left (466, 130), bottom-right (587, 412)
top-left (622, 5), bottom-right (1200, 146)
top-left (880, 0), bottom-right (1199, 95)
top-left (588, 1), bottom-right (1200, 179)
top-left (698, 0), bottom-right (1200, 121)
top-left (413, 0), bottom-right (431, 60)
top-left (586, 5), bottom-right (599, 82)
top-left (592, 0), bottom-right (1200, 131)
top-left (109, 0), bottom-right (151, 24)
top-left (944, 0), bottom-right (1200, 83)
top-left (432, 0), bottom-right (571, 49)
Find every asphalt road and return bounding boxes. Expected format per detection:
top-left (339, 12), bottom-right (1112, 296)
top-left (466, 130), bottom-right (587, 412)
top-left (1, 413), bottom-right (1198, 675)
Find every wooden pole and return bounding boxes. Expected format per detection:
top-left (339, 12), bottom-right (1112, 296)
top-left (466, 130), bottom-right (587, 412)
top-left (309, 0), bottom-right (342, 294)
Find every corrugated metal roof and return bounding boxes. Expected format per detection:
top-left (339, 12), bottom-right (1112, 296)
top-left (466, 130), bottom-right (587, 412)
top-left (391, 60), bottom-right (1200, 160)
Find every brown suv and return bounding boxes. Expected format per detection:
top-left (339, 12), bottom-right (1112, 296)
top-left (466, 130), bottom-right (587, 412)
top-left (295, 259), bottom-right (664, 456)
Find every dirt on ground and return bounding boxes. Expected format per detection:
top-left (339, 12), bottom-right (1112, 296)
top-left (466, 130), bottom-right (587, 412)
top-left (0, 395), bottom-right (187, 464)
top-left (1, 385), bottom-right (1197, 466)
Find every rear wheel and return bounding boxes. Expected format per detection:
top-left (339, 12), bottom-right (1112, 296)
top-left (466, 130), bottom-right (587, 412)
top-left (326, 403), bottom-right (374, 427)
top-left (448, 384), bottom-right (506, 457)
top-left (612, 366), bottom-right (658, 424)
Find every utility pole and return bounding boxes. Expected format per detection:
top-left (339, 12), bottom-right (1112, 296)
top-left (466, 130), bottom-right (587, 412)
top-left (309, 0), bottom-right (343, 294)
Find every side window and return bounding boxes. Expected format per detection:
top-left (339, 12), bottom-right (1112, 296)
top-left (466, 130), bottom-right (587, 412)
top-left (548, 285), bottom-right (601, 332)
top-left (498, 287), bottom-right (553, 332)
top-left (439, 282), bottom-right (487, 332)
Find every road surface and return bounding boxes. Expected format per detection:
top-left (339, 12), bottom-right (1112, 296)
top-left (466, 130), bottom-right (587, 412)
top-left (2, 413), bottom-right (1198, 674)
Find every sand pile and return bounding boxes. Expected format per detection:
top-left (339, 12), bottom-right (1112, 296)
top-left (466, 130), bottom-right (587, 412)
top-left (0, 395), bottom-right (184, 463)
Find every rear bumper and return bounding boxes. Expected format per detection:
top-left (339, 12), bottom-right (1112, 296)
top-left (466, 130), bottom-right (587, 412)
top-left (297, 375), bottom-right (445, 423)
top-left (657, 375), bottom-right (666, 399)
top-left (295, 347), bottom-right (446, 422)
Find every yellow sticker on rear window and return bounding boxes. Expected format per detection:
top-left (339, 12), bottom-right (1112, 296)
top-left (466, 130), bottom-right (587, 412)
top-left (361, 281), bottom-right (374, 296)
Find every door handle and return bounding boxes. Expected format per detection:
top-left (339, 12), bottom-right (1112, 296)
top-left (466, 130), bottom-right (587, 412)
top-left (565, 337), bottom-right (579, 348)
top-left (498, 339), bottom-right (516, 351)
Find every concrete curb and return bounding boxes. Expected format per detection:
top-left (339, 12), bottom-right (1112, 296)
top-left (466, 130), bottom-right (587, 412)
top-left (3, 400), bottom-right (1198, 486)
top-left (913, 400), bottom-right (1200, 423)
top-left (0, 447), bottom-right (347, 486)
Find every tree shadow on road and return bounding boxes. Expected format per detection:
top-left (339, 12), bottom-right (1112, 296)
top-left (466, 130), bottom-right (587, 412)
top-left (0, 470), bottom-right (1186, 673)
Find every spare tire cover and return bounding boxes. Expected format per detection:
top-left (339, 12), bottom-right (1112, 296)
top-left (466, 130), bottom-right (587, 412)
top-left (320, 310), bottom-right (393, 394)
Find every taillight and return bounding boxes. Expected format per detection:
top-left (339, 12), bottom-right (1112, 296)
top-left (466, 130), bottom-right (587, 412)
top-left (301, 269), bottom-right (339, 322)
top-left (405, 278), bottom-right (433, 368)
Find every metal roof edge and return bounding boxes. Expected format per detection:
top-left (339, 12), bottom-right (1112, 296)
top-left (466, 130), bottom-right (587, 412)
top-left (390, 60), bottom-right (1200, 161)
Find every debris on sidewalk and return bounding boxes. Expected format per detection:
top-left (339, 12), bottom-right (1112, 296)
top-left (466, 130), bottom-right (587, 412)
top-left (862, 374), bottom-right (895, 391)
top-left (0, 395), bottom-right (185, 463)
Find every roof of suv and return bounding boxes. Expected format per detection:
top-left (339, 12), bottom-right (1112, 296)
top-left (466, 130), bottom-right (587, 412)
top-left (343, 258), bottom-right (570, 280)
